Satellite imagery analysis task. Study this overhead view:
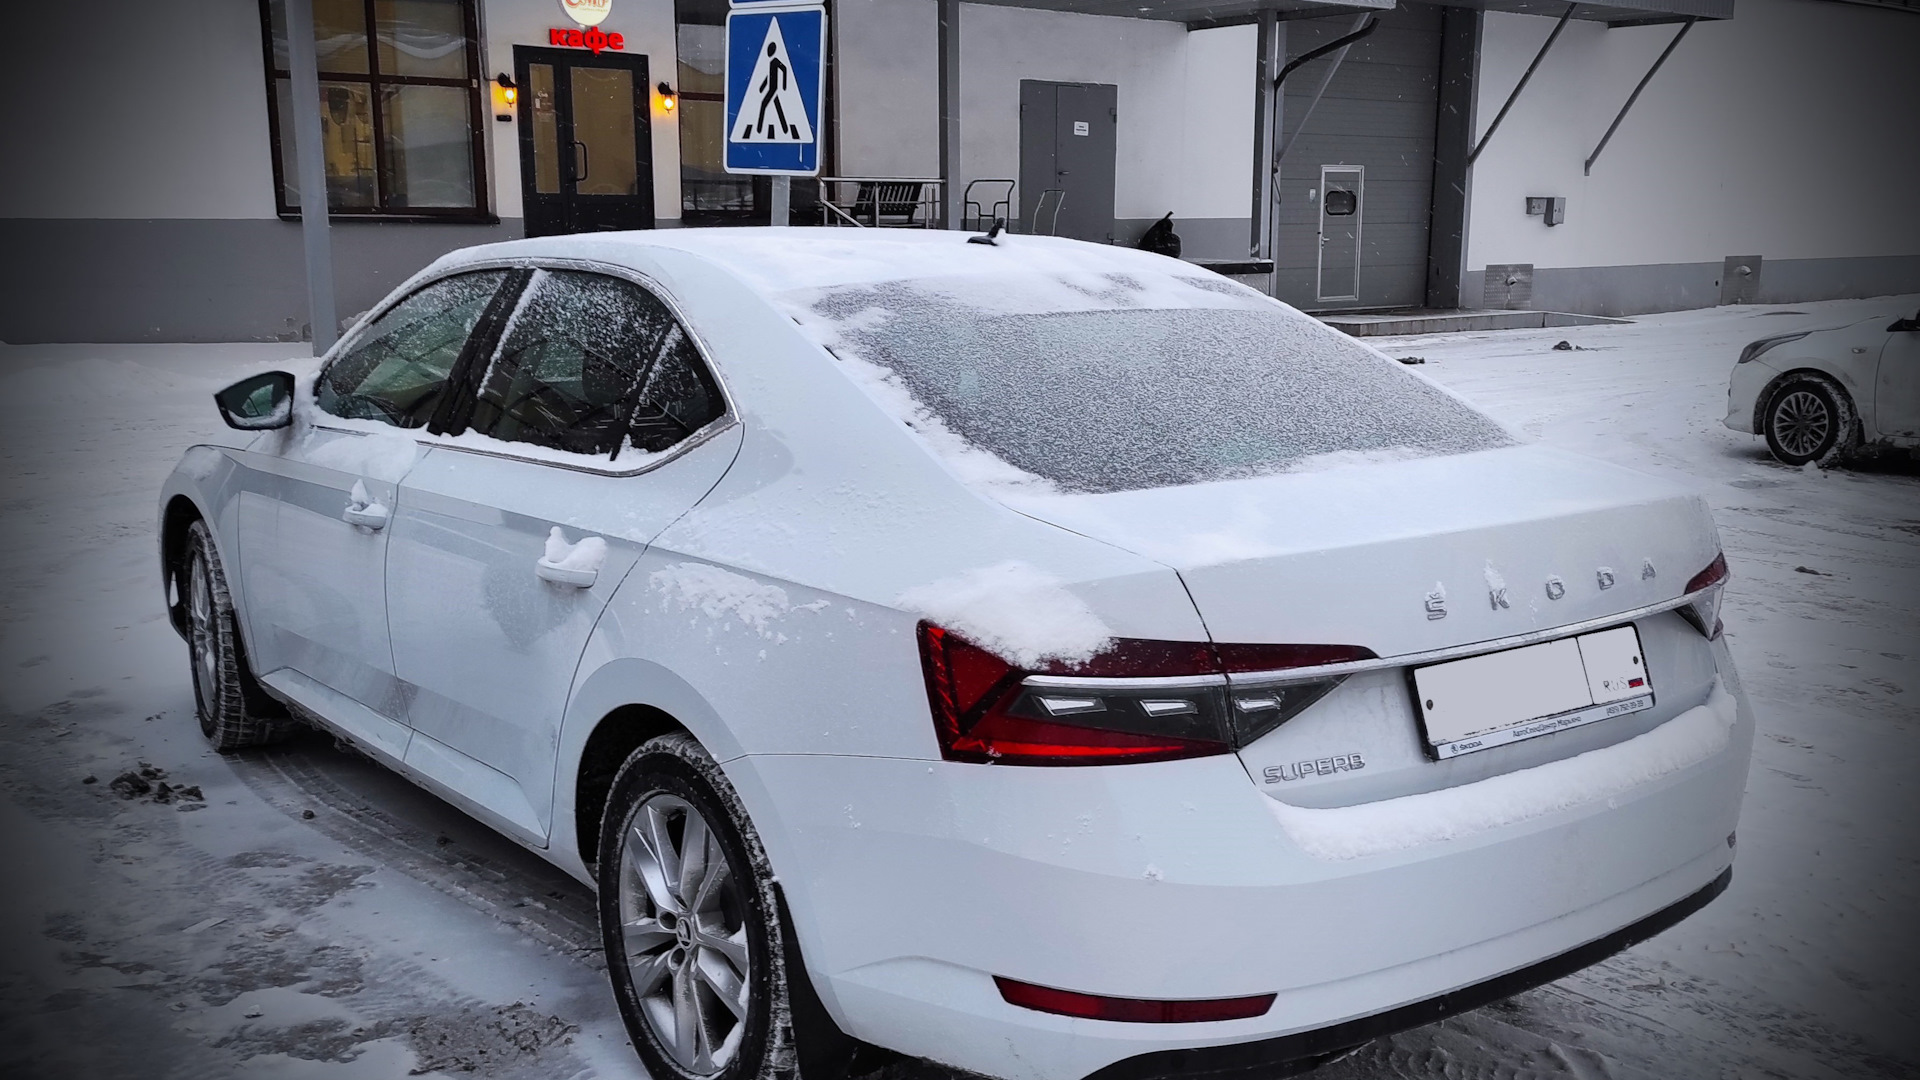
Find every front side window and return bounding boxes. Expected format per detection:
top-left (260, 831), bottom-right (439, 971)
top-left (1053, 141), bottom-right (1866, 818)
top-left (261, 0), bottom-right (488, 219)
top-left (468, 271), bottom-right (724, 457)
top-left (317, 270), bottom-right (508, 426)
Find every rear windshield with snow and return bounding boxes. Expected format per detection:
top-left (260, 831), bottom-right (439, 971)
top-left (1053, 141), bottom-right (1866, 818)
top-left (793, 274), bottom-right (1513, 494)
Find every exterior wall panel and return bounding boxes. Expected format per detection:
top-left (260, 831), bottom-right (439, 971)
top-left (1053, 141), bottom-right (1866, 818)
top-left (1466, 0), bottom-right (1920, 311)
top-left (1273, 4), bottom-right (1444, 310)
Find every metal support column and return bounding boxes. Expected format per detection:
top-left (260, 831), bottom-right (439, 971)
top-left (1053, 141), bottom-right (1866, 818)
top-left (1584, 18), bottom-right (1696, 175)
top-left (285, 0), bottom-right (337, 352)
top-left (1467, 2), bottom-right (1576, 167)
top-left (1249, 10), bottom-right (1278, 267)
top-left (937, 0), bottom-right (961, 230)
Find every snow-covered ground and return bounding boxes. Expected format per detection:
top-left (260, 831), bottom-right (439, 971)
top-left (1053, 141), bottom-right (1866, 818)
top-left (1, 295), bottom-right (1915, 1079)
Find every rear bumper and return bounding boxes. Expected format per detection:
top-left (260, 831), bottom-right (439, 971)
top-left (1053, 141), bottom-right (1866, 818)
top-left (728, 658), bottom-right (1751, 1080)
top-left (1088, 866), bottom-right (1731, 1080)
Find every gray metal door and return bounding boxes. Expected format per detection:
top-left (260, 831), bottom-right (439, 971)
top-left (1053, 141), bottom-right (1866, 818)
top-left (1317, 165), bottom-right (1363, 303)
top-left (1019, 80), bottom-right (1116, 242)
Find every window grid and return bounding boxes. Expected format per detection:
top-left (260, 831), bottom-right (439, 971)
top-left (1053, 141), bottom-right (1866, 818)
top-left (258, 0), bottom-right (492, 221)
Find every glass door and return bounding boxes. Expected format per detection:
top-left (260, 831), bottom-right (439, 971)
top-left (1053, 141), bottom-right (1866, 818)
top-left (514, 46), bottom-right (654, 236)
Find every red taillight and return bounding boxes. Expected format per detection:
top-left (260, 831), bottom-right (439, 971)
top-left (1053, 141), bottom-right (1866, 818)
top-left (918, 625), bottom-right (1226, 766)
top-left (916, 623), bottom-right (1375, 766)
top-left (995, 976), bottom-right (1274, 1023)
top-left (1684, 552), bottom-right (1729, 594)
top-left (1213, 642), bottom-right (1377, 672)
top-left (1679, 552), bottom-right (1730, 640)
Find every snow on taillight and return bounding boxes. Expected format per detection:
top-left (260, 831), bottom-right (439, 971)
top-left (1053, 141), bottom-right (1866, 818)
top-left (1678, 552), bottom-right (1729, 640)
top-left (916, 622), bottom-right (1374, 766)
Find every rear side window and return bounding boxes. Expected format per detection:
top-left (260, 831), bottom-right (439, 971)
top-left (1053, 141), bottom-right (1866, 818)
top-left (799, 275), bottom-right (1513, 494)
top-left (468, 270), bottom-right (724, 457)
top-left (317, 270), bottom-right (508, 427)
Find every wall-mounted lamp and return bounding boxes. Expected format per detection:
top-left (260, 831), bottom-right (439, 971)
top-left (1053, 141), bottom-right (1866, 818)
top-left (657, 81), bottom-right (677, 112)
top-left (494, 73), bottom-right (517, 121)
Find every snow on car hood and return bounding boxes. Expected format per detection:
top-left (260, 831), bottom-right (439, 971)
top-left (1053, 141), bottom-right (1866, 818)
top-left (999, 443), bottom-right (1724, 659)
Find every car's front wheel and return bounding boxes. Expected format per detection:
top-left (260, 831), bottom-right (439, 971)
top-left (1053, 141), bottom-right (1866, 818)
top-left (183, 520), bottom-right (294, 751)
top-left (598, 733), bottom-right (797, 1080)
top-left (1763, 375), bottom-right (1858, 467)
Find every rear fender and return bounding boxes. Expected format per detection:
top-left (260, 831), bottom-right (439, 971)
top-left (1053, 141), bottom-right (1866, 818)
top-left (549, 653), bottom-right (744, 886)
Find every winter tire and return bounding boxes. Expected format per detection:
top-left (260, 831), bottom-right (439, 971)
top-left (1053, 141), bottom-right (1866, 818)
top-left (183, 520), bottom-right (294, 751)
top-left (1763, 375), bottom-right (1858, 467)
top-left (598, 733), bottom-right (796, 1080)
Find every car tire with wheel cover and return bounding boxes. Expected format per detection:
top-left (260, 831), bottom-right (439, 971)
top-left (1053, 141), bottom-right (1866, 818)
top-left (183, 519), bottom-right (295, 751)
top-left (1763, 374), bottom-right (1859, 467)
top-left (598, 732), bottom-right (797, 1080)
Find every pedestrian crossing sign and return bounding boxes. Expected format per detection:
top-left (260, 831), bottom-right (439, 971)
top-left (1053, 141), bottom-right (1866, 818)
top-left (723, 5), bottom-right (826, 176)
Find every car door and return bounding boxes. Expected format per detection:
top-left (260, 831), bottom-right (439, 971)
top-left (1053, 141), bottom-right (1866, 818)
top-left (235, 269), bottom-right (514, 760)
top-left (1872, 318), bottom-right (1920, 439)
top-left (387, 267), bottom-right (741, 844)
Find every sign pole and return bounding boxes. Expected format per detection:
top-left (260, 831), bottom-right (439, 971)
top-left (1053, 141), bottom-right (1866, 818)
top-left (770, 176), bottom-right (791, 227)
top-left (285, 0), bottom-right (337, 353)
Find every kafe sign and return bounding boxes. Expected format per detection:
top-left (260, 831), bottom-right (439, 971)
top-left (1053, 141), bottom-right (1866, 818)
top-left (558, 0), bottom-right (612, 27)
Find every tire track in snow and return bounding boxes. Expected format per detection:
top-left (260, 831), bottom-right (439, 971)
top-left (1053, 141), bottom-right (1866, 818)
top-left (227, 740), bottom-right (604, 967)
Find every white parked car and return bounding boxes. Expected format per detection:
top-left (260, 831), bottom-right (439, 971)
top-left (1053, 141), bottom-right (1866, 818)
top-left (1725, 306), bottom-right (1920, 466)
top-left (161, 230), bottom-right (1752, 1080)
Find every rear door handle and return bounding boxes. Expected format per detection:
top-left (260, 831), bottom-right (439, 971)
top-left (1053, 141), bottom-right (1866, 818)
top-left (536, 559), bottom-right (596, 588)
top-left (342, 503), bottom-right (388, 530)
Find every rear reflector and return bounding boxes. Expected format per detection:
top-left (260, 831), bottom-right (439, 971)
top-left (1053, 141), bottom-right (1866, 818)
top-left (995, 976), bottom-right (1275, 1023)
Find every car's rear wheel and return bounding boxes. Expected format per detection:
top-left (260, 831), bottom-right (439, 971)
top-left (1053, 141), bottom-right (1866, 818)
top-left (1763, 376), bottom-right (1858, 467)
top-left (598, 733), bottom-right (796, 1080)
top-left (184, 520), bottom-right (294, 751)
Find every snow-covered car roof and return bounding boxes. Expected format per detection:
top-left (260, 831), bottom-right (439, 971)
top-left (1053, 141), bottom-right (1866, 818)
top-left (419, 226), bottom-right (1219, 301)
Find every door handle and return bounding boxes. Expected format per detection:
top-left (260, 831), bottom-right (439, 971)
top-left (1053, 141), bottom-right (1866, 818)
top-left (574, 140), bottom-right (589, 182)
top-left (535, 559), bottom-right (597, 588)
top-left (343, 503), bottom-right (389, 530)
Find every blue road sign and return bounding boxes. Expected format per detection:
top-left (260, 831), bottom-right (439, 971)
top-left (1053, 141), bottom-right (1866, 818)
top-left (723, 5), bottom-right (826, 176)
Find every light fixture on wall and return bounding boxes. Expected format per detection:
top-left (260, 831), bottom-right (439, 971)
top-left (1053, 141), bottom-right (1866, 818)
top-left (658, 81), bottom-right (677, 112)
top-left (494, 73), bottom-right (517, 121)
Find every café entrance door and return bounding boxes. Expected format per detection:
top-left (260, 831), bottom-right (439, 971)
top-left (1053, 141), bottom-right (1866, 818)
top-left (515, 46), bottom-right (654, 236)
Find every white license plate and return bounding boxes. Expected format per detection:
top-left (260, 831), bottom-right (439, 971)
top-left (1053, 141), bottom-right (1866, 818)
top-left (1413, 625), bottom-right (1654, 759)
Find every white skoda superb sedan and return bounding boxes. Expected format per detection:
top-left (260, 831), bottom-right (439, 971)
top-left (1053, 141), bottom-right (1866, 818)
top-left (161, 229), bottom-right (1752, 1080)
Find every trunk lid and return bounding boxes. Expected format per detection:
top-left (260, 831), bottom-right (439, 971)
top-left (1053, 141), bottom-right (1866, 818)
top-left (1003, 444), bottom-right (1728, 806)
top-left (1002, 444), bottom-right (1721, 658)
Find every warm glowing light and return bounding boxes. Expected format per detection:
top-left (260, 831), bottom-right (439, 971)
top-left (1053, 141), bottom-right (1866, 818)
top-left (503, 86), bottom-right (518, 106)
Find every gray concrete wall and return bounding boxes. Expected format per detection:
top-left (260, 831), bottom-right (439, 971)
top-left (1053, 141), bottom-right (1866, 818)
top-left (0, 219), bottom-right (520, 343)
top-left (1459, 255), bottom-right (1920, 319)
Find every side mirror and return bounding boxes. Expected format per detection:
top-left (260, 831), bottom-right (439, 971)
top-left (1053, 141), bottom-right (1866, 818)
top-left (1890, 317), bottom-right (1920, 334)
top-left (214, 371), bottom-right (295, 430)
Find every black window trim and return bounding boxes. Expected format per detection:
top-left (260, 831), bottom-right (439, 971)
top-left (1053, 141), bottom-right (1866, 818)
top-left (311, 257), bottom-right (739, 477)
top-left (257, 0), bottom-right (498, 224)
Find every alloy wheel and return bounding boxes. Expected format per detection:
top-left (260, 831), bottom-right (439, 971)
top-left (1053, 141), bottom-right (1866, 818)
top-left (1771, 389), bottom-right (1831, 459)
top-left (617, 792), bottom-right (753, 1075)
top-left (187, 551), bottom-right (219, 717)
